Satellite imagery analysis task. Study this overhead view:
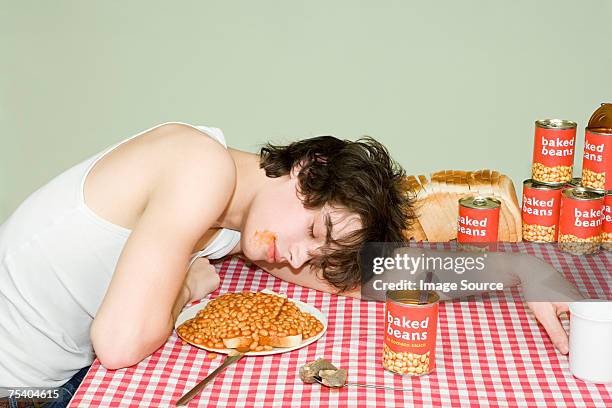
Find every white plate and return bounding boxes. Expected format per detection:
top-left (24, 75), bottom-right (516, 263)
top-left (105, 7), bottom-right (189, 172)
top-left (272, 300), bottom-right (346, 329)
top-left (175, 289), bottom-right (327, 356)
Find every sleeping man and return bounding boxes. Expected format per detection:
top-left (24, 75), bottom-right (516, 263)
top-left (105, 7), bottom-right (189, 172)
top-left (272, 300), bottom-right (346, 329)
top-left (0, 122), bottom-right (582, 404)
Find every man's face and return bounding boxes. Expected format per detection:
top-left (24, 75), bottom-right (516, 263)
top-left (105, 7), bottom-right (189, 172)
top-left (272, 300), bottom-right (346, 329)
top-left (241, 169), bottom-right (361, 269)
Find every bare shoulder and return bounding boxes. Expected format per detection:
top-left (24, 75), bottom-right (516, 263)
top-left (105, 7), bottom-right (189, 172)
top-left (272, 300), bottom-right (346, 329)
top-left (153, 123), bottom-right (233, 166)
top-left (152, 123), bottom-right (237, 206)
top-left (138, 124), bottom-right (237, 248)
top-left (83, 122), bottom-right (235, 231)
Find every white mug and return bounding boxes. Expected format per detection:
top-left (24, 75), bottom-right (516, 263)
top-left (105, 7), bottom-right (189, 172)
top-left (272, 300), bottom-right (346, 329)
top-left (568, 300), bottom-right (612, 384)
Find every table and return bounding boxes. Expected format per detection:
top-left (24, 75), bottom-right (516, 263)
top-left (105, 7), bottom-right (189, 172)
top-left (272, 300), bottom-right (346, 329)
top-left (69, 243), bottom-right (611, 407)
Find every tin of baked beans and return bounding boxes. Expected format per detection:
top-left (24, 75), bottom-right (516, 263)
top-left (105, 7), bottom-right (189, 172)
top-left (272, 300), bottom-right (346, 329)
top-left (558, 187), bottom-right (605, 255)
top-left (457, 196), bottom-right (500, 251)
top-left (383, 290), bottom-right (439, 376)
top-left (563, 177), bottom-right (583, 191)
top-left (602, 192), bottom-right (612, 251)
top-left (521, 179), bottom-right (563, 242)
top-left (581, 128), bottom-right (611, 191)
top-left (532, 119), bottom-right (577, 185)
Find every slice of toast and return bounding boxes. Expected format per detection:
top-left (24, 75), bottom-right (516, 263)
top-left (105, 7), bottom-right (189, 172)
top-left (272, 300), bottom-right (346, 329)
top-left (223, 336), bottom-right (253, 349)
top-left (259, 334), bottom-right (303, 347)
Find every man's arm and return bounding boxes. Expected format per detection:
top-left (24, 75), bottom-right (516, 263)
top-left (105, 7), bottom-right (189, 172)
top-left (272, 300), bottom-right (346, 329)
top-left (91, 127), bottom-right (235, 370)
top-left (382, 247), bottom-right (584, 354)
top-left (253, 249), bottom-right (582, 302)
top-left (251, 248), bottom-right (584, 354)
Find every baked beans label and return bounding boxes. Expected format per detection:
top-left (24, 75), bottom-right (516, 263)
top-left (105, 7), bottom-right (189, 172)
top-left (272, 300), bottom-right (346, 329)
top-left (457, 207), bottom-right (500, 243)
top-left (522, 188), bottom-right (562, 227)
top-left (384, 301), bottom-right (437, 361)
top-left (559, 196), bottom-right (604, 238)
top-left (582, 131), bottom-right (611, 190)
top-left (533, 127), bottom-right (576, 167)
top-left (603, 195), bottom-right (612, 234)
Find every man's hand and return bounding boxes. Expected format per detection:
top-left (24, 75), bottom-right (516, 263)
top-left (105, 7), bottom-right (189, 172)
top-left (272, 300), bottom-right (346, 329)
top-left (526, 301), bottom-right (572, 354)
top-left (517, 255), bottom-right (584, 355)
top-left (171, 257), bottom-right (220, 325)
top-left (184, 257), bottom-right (221, 303)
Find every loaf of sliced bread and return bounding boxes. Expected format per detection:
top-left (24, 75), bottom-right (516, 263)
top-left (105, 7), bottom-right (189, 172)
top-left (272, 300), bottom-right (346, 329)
top-left (402, 169), bottom-right (521, 242)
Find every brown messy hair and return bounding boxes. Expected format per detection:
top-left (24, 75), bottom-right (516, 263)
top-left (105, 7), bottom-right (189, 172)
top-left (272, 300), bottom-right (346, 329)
top-left (259, 135), bottom-right (416, 292)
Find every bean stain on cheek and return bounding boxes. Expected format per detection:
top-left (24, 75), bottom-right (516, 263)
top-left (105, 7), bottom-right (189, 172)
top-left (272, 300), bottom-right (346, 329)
top-left (254, 230), bottom-right (277, 246)
top-left (254, 230), bottom-right (277, 260)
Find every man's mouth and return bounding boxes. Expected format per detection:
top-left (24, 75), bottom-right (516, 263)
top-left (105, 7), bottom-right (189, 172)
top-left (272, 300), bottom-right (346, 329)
top-left (267, 239), bottom-right (276, 263)
top-left (254, 230), bottom-right (278, 263)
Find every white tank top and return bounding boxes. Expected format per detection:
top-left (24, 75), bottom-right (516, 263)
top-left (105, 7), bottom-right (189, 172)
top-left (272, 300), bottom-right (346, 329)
top-left (0, 122), bottom-right (241, 390)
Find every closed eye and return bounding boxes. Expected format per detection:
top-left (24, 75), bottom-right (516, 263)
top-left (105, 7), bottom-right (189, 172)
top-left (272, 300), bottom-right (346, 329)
top-left (309, 223), bottom-right (316, 239)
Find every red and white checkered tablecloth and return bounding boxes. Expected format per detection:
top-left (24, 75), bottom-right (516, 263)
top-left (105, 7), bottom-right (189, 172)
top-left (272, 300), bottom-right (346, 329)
top-left (69, 243), bottom-right (611, 407)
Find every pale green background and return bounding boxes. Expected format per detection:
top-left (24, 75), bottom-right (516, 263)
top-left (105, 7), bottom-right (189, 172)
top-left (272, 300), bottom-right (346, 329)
top-left (1, 1), bottom-right (611, 222)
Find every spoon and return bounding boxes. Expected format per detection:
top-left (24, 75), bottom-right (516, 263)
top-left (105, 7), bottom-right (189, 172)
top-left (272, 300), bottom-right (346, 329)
top-left (312, 375), bottom-right (412, 392)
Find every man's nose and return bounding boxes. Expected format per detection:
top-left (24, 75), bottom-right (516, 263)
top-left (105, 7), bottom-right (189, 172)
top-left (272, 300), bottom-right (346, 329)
top-left (288, 241), bottom-right (317, 269)
top-left (288, 248), bottom-right (306, 269)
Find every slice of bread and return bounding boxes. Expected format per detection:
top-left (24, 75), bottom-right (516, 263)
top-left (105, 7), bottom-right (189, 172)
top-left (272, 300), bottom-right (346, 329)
top-left (445, 170), bottom-right (468, 238)
top-left (431, 170), bottom-right (458, 236)
top-left (222, 333), bottom-right (303, 350)
top-left (494, 174), bottom-right (522, 241)
top-left (415, 175), bottom-right (448, 241)
top-left (223, 336), bottom-right (253, 349)
top-left (259, 334), bottom-right (303, 348)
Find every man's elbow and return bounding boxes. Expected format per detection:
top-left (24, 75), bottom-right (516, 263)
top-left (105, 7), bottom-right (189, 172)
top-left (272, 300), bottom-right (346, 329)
top-left (95, 347), bottom-right (140, 371)
top-left (91, 320), bottom-right (170, 370)
top-left (92, 333), bottom-right (147, 370)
